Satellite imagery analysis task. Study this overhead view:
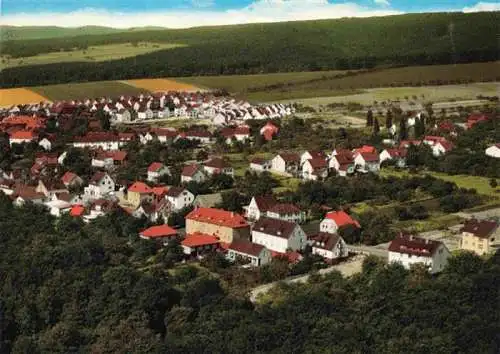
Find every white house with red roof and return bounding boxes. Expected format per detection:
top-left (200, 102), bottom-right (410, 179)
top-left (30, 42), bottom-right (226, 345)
top-left (432, 140), bottom-right (454, 157)
top-left (300, 150), bottom-right (326, 166)
top-left (251, 217), bottom-right (307, 253)
top-left (140, 224), bottom-right (178, 245)
top-left (320, 210), bottom-right (360, 234)
top-left (165, 186), bottom-right (194, 211)
top-left (244, 195), bottom-right (277, 221)
top-left (226, 239), bottom-right (272, 266)
top-left (266, 203), bottom-right (305, 224)
top-left (9, 130), bottom-right (39, 146)
top-left (309, 232), bottom-right (349, 261)
top-left (302, 158), bottom-right (328, 181)
top-left (71, 132), bottom-right (121, 150)
top-left (203, 158), bottom-right (234, 177)
top-left (380, 148), bottom-right (408, 168)
top-left (485, 144), bottom-right (500, 159)
top-left (423, 135), bottom-right (447, 147)
top-left (388, 234), bottom-right (450, 273)
top-left (181, 232), bottom-right (221, 256)
top-left (354, 152), bottom-right (380, 173)
top-left (84, 172), bottom-right (115, 200)
top-left (250, 158), bottom-right (271, 173)
top-left (271, 152), bottom-right (300, 176)
top-left (147, 162), bottom-right (171, 183)
top-left (329, 150), bottom-right (355, 177)
top-left (181, 164), bottom-right (206, 183)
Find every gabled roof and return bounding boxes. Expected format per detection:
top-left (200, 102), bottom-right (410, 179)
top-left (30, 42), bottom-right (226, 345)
top-left (252, 195), bottom-right (277, 212)
top-left (148, 162), bottom-right (165, 173)
top-left (228, 240), bottom-right (266, 257)
top-left (128, 181), bottom-right (153, 194)
top-left (309, 232), bottom-right (343, 251)
top-left (268, 203), bottom-right (301, 215)
top-left (324, 211), bottom-right (360, 228)
top-left (205, 157), bottom-right (230, 169)
top-left (140, 225), bottom-right (178, 238)
top-left (306, 157), bottom-right (327, 169)
top-left (9, 130), bottom-right (38, 140)
top-left (70, 205), bottom-right (85, 217)
top-left (436, 141), bottom-right (454, 152)
top-left (89, 171), bottom-right (109, 184)
top-left (358, 152), bottom-right (379, 162)
top-left (384, 148), bottom-right (408, 158)
top-left (166, 186), bottom-right (186, 198)
top-left (354, 145), bottom-right (376, 155)
top-left (182, 232), bottom-right (220, 248)
top-left (253, 217), bottom-right (297, 239)
top-left (182, 164), bottom-right (202, 177)
top-left (186, 207), bottom-right (248, 228)
top-left (278, 152), bottom-right (300, 163)
top-left (461, 219), bottom-right (498, 239)
top-left (389, 234), bottom-right (443, 257)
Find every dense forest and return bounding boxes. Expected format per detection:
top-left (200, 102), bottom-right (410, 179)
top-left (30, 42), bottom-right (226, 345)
top-left (0, 194), bottom-right (499, 353)
top-left (1, 12), bottom-right (499, 88)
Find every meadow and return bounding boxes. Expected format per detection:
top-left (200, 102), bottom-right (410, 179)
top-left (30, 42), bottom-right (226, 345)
top-left (0, 42), bottom-right (184, 70)
top-left (0, 88), bottom-right (50, 106)
top-left (124, 78), bottom-right (200, 92)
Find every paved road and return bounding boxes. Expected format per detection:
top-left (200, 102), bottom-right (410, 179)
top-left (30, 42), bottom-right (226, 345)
top-left (249, 255), bottom-right (366, 303)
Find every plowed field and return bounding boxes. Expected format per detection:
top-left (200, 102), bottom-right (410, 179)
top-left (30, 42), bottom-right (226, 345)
top-left (0, 88), bottom-right (49, 106)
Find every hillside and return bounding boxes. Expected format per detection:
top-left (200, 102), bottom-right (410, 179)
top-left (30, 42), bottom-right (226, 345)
top-left (0, 25), bottom-right (167, 41)
top-left (0, 12), bottom-right (499, 88)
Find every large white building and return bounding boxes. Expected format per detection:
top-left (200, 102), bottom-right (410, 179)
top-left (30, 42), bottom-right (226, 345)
top-left (165, 187), bottom-right (194, 211)
top-left (388, 234), bottom-right (451, 274)
top-left (252, 217), bottom-right (307, 254)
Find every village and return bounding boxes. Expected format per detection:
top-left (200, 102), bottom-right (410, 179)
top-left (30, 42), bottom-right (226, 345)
top-left (0, 89), bottom-right (499, 283)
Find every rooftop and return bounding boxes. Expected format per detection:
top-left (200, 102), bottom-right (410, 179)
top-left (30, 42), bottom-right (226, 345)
top-left (186, 207), bottom-right (249, 228)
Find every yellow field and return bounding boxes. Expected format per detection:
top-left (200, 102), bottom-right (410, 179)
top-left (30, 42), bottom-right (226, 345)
top-left (0, 88), bottom-right (50, 106)
top-left (125, 78), bottom-right (200, 92)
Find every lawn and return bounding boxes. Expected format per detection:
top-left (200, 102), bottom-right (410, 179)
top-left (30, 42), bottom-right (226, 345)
top-left (224, 152), bottom-right (274, 177)
top-left (31, 81), bottom-right (149, 101)
top-left (0, 42), bottom-right (185, 70)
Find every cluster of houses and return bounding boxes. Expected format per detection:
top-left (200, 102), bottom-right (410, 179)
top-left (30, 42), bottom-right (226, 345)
top-left (137, 197), bottom-right (361, 265)
top-left (387, 218), bottom-right (499, 273)
top-left (0, 91), bottom-right (293, 127)
top-left (251, 134), bottom-right (456, 181)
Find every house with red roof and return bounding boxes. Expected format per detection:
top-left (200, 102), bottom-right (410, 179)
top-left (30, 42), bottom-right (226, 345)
top-left (69, 205), bottom-right (86, 217)
top-left (252, 217), bottom-right (307, 253)
top-left (266, 203), bottom-right (305, 224)
top-left (399, 140), bottom-right (422, 149)
top-left (220, 125), bottom-right (250, 144)
top-left (183, 130), bottom-right (212, 144)
top-left (423, 135), bottom-right (447, 146)
top-left (466, 113), bottom-right (489, 130)
top-left (244, 195), bottom-right (277, 221)
top-left (84, 171), bottom-right (115, 200)
top-left (302, 157), bottom-right (328, 181)
top-left (36, 178), bottom-right (69, 198)
top-left (432, 140), bottom-right (454, 157)
top-left (9, 130), bottom-right (39, 146)
top-left (249, 158), bottom-right (271, 173)
top-left (388, 233), bottom-right (450, 273)
top-left (203, 157), bottom-right (234, 177)
top-left (61, 171), bottom-right (83, 188)
top-left (11, 186), bottom-right (46, 206)
top-left (300, 150), bottom-right (326, 166)
top-left (127, 181), bottom-right (154, 207)
top-left (226, 239), bottom-right (272, 266)
top-left (147, 162), bottom-right (171, 183)
top-left (71, 132), bottom-right (121, 151)
top-left (260, 121), bottom-right (279, 141)
top-left (140, 224), bottom-right (178, 245)
top-left (186, 207), bottom-right (250, 244)
top-left (329, 150), bottom-right (355, 177)
top-left (309, 232), bottom-right (349, 261)
top-left (353, 145), bottom-right (376, 156)
top-left (270, 152), bottom-right (300, 176)
top-left (181, 164), bottom-right (206, 183)
top-left (320, 210), bottom-right (360, 234)
top-left (379, 148), bottom-right (408, 168)
top-left (354, 152), bottom-right (380, 173)
top-left (460, 219), bottom-right (498, 256)
top-left (166, 186), bottom-right (194, 211)
top-left (181, 232), bottom-right (221, 256)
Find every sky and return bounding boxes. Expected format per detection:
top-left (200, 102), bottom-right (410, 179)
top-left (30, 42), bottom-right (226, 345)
top-left (1, 0), bottom-right (499, 28)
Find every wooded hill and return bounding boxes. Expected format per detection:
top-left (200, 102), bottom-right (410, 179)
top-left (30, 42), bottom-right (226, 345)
top-left (1, 12), bottom-right (499, 88)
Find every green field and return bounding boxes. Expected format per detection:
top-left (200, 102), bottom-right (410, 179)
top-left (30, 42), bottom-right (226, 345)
top-left (31, 81), bottom-right (150, 101)
top-left (0, 42), bottom-right (184, 70)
